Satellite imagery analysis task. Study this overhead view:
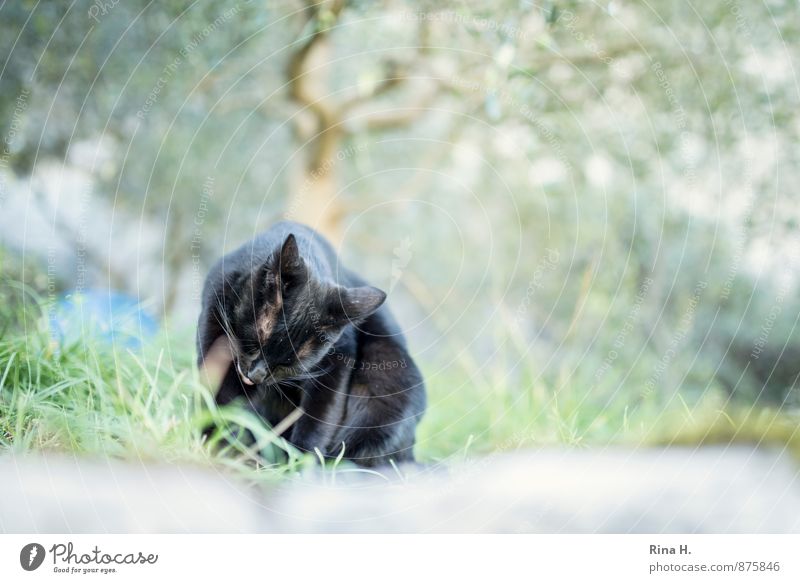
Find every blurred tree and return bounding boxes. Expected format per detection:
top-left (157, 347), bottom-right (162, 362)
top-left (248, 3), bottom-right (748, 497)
top-left (282, 0), bottom-right (443, 242)
top-left (1, 0), bottom-right (799, 405)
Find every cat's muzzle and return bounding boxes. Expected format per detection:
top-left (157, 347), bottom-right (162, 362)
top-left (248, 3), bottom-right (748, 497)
top-left (235, 359), bottom-right (267, 386)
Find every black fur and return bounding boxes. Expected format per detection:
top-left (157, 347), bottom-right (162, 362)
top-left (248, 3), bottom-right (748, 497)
top-left (197, 221), bottom-right (426, 466)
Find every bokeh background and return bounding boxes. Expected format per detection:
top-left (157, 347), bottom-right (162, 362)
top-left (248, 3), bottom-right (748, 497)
top-left (1, 0), bottom-right (799, 468)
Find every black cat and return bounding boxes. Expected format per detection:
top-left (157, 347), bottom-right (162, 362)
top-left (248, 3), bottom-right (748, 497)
top-left (197, 221), bottom-right (426, 466)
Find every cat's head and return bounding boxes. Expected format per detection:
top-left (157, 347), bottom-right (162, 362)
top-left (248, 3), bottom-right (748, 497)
top-left (226, 233), bottom-right (386, 386)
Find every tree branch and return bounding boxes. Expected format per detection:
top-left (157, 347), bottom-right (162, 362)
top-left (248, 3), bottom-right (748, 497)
top-left (341, 76), bottom-right (446, 132)
top-left (285, 0), bottom-right (346, 173)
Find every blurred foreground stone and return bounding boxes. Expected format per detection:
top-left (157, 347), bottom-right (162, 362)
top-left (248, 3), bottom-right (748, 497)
top-left (1, 447), bottom-right (798, 533)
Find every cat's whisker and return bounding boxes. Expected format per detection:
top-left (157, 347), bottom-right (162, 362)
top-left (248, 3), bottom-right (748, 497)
top-left (212, 312), bottom-right (238, 348)
top-left (287, 367), bottom-right (330, 382)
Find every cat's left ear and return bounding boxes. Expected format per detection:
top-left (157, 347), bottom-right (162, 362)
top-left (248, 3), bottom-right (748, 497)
top-left (326, 285), bottom-right (387, 325)
top-left (279, 234), bottom-right (307, 285)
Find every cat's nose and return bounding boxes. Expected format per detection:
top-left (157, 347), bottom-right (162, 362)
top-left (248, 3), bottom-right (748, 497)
top-left (247, 360), bottom-right (268, 384)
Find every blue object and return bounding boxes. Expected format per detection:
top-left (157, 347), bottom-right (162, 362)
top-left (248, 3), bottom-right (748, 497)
top-left (49, 289), bottom-right (159, 350)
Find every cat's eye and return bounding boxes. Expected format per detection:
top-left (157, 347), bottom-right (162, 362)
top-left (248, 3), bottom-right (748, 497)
top-left (238, 343), bottom-right (261, 361)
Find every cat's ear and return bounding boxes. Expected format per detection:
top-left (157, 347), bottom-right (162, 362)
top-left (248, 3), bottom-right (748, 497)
top-left (280, 234), bottom-right (302, 271)
top-left (326, 285), bottom-right (387, 325)
top-left (278, 234), bottom-right (307, 285)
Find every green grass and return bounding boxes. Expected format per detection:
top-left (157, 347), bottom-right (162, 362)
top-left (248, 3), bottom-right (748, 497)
top-left (1, 282), bottom-right (799, 485)
top-left (0, 283), bottom-right (318, 485)
top-left (418, 357), bottom-right (800, 462)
